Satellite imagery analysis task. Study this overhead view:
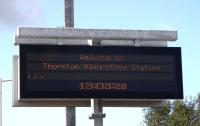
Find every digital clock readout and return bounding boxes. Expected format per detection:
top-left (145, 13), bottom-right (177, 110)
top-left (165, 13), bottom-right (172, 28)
top-left (80, 82), bottom-right (127, 90)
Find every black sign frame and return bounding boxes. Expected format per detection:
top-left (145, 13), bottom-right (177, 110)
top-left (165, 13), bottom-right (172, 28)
top-left (20, 45), bottom-right (183, 99)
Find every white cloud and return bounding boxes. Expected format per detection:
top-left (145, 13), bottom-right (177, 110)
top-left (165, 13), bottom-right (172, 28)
top-left (0, 0), bottom-right (45, 29)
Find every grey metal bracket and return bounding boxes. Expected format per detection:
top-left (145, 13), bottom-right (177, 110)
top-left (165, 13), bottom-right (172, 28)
top-left (89, 113), bottom-right (106, 120)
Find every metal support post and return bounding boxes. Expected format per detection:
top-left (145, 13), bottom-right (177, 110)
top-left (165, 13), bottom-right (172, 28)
top-left (0, 79), bottom-right (2, 126)
top-left (89, 99), bottom-right (106, 126)
top-left (65, 0), bottom-right (74, 27)
top-left (66, 107), bottom-right (76, 126)
top-left (65, 0), bottom-right (76, 126)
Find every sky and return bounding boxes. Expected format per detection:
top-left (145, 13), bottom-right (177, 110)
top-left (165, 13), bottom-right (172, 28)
top-left (0, 0), bottom-right (200, 126)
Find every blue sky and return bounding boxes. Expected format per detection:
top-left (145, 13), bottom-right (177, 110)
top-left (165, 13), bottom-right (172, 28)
top-left (0, 0), bottom-right (200, 126)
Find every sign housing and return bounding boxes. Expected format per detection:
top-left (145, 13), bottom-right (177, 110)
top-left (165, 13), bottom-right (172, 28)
top-left (20, 45), bottom-right (183, 99)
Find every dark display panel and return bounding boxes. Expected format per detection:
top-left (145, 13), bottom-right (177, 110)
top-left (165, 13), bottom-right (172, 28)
top-left (20, 45), bottom-right (183, 99)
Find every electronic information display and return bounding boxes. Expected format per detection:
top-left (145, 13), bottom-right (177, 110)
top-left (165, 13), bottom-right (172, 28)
top-left (20, 45), bottom-right (183, 99)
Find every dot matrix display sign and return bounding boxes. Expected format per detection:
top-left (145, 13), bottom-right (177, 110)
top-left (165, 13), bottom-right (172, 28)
top-left (20, 45), bottom-right (183, 99)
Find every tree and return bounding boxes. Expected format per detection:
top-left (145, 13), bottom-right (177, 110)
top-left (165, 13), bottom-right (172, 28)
top-left (143, 94), bottom-right (200, 126)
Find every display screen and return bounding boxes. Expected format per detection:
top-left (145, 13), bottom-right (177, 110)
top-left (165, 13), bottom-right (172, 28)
top-left (20, 45), bottom-right (183, 99)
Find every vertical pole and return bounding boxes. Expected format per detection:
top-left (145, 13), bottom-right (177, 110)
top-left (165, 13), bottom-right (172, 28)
top-left (65, 0), bottom-right (74, 27)
top-left (66, 107), bottom-right (76, 126)
top-left (90, 34), bottom-right (105, 126)
top-left (64, 0), bottom-right (76, 126)
top-left (0, 79), bottom-right (2, 126)
top-left (89, 99), bottom-right (106, 126)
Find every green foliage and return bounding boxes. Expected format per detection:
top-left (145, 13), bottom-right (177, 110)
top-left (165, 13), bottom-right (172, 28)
top-left (143, 95), bottom-right (200, 126)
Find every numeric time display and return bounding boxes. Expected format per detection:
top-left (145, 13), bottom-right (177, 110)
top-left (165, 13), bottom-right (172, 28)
top-left (80, 82), bottom-right (127, 90)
